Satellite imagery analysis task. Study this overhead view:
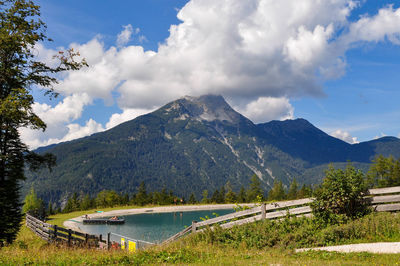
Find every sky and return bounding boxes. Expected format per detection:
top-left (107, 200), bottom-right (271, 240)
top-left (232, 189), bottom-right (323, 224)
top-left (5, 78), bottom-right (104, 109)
top-left (21, 0), bottom-right (400, 149)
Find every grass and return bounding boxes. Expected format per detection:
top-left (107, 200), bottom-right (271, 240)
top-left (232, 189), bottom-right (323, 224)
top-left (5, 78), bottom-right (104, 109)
top-left (2, 210), bottom-right (400, 264)
top-left (2, 228), bottom-right (400, 265)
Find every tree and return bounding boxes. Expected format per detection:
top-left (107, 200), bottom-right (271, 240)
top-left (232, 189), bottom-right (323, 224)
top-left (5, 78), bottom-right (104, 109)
top-left (0, 0), bottom-right (86, 245)
top-left (311, 164), bottom-right (370, 224)
top-left (201, 190), bottom-right (209, 204)
top-left (286, 178), bottom-right (299, 200)
top-left (211, 189), bottom-right (220, 203)
top-left (134, 182), bottom-right (149, 206)
top-left (267, 180), bottom-right (286, 201)
top-left (367, 155), bottom-right (400, 188)
top-left (237, 186), bottom-right (246, 203)
top-left (188, 193), bottom-right (197, 204)
top-left (297, 184), bottom-right (312, 199)
top-left (22, 187), bottom-right (45, 219)
top-left (225, 181), bottom-right (237, 203)
top-left (246, 175), bottom-right (264, 202)
top-left (80, 194), bottom-right (95, 210)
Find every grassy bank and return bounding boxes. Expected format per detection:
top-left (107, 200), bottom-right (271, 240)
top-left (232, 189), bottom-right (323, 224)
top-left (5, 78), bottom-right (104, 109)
top-left (1, 225), bottom-right (400, 265)
top-left (2, 212), bottom-right (400, 264)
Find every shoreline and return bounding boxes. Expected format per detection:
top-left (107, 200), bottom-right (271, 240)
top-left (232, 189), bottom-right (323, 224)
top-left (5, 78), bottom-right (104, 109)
top-left (63, 203), bottom-right (257, 233)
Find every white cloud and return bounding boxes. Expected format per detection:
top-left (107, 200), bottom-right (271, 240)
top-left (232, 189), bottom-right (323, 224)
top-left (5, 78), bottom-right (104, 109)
top-left (26, 1), bottom-right (400, 147)
top-left (374, 132), bottom-right (387, 140)
top-left (117, 24), bottom-right (134, 47)
top-left (59, 119), bottom-right (104, 142)
top-left (331, 129), bottom-right (359, 144)
top-left (20, 93), bottom-right (93, 149)
top-left (106, 108), bottom-right (154, 129)
top-left (235, 97), bottom-right (294, 123)
top-left (53, 1), bottom-right (400, 108)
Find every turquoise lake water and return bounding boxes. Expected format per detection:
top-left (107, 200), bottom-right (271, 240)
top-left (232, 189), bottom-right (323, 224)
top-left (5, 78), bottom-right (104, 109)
top-left (78, 209), bottom-right (234, 243)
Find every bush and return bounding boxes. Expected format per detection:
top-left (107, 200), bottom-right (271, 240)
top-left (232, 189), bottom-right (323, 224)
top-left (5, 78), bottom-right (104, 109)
top-left (311, 164), bottom-right (370, 225)
top-left (188, 212), bottom-right (400, 249)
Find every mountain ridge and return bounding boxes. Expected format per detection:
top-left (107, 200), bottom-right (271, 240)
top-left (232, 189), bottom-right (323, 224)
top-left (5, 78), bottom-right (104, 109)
top-left (24, 95), bottom-right (400, 204)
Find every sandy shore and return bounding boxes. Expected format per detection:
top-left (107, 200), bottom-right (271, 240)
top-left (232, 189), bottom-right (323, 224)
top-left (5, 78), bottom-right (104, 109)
top-left (63, 203), bottom-right (257, 233)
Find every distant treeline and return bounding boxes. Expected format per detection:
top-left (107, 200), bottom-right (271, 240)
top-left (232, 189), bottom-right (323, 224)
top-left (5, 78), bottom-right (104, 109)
top-left (45, 176), bottom-right (312, 215)
top-left (25, 155), bottom-right (400, 216)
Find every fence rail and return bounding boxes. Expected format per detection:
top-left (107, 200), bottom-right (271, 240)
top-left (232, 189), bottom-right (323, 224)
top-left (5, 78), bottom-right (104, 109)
top-left (163, 186), bottom-right (400, 244)
top-left (26, 213), bottom-right (107, 248)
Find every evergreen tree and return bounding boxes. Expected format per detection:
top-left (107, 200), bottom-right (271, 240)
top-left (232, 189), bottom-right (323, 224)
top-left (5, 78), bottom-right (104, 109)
top-left (238, 186), bottom-right (246, 203)
top-left (225, 181), bottom-right (237, 203)
top-left (287, 178), bottom-right (299, 200)
top-left (135, 182), bottom-right (148, 206)
top-left (211, 189), bottom-right (220, 203)
top-left (22, 187), bottom-right (45, 219)
top-left (297, 184), bottom-right (313, 198)
top-left (219, 185), bottom-right (226, 203)
top-left (368, 155), bottom-right (400, 188)
top-left (47, 202), bottom-right (54, 215)
top-left (0, 0), bottom-right (86, 244)
top-left (188, 193), bottom-right (197, 204)
top-left (80, 194), bottom-right (95, 210)
top-left (201, 190), bottom-right (209, 204)
top-left (247, 175), bottom-right (264, 202)
top-left (268, 181), bottom-right (286, 201)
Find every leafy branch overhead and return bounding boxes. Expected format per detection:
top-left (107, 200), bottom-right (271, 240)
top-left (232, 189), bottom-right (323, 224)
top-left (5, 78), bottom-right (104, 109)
top-left (0, 0), bottom-right (87, 245)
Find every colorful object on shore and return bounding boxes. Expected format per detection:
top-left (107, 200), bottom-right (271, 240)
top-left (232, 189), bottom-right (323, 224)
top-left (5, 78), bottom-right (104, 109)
top-left (128, 241), bottom-right (136, 253)
top-left (121, 238), bottom-right (125, 250)
top-left (95, 211), bottom-right (104, 213)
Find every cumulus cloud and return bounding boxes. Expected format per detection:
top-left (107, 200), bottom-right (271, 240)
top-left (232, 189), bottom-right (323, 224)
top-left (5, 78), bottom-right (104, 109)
top-left (105, 108), bottom-right (155, 129)
top-left (331, 129), bottom-right (359, 144)
top-left (117, 24), bottom-right (138, 47)
top-left (20, 93), bottom-right (94, 149)
top-left (52, 1), bottom-right (400, 107)
top-left (235, 97), bottom-right (294, 123)
top-left (24, 0), bottom-right (400, 148)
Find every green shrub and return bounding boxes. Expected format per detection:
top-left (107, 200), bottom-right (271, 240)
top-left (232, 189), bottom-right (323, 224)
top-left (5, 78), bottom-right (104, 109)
top-left (188, 212), bottom-right (400, 249)
top-left (311, 164), bottom-right (370, 225)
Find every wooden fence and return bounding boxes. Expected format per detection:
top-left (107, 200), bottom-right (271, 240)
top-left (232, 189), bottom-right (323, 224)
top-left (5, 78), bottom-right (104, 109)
top-left (26, 213), bottom-right (108, 248)
top-left (163, 186), bottom-right (400, 244)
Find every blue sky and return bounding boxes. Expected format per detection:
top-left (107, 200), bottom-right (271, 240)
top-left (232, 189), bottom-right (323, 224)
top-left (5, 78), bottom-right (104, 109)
top-left (22, 0), bottom-right (400, 148)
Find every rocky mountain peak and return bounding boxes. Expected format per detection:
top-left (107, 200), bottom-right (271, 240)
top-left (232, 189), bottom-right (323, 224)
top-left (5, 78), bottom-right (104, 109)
top-left (165, 94), bottom-right (243, 124)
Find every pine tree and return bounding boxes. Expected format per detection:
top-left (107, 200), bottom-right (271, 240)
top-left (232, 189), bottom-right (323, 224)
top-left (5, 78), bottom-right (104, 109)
top-left (225, 181), bottom-right (237, 203)
top-left (268, 181), bottom-right (286, 201)
top-left (0, 0), bottom-right (86, 244)
top-left (188, 193), bottom-right (197, 204)
top-left (238, 186), bottom-right (246, 203)
top-left (287, 178), bottom-right (299, 200)
top-left (247, 175), bottom-right (264, 202)
top-left (211, 189), bottom-right (220, 203)
top-left (201, 190), bottom-right (209, 204)
top-left (23, 187), bottom-right (45, 218)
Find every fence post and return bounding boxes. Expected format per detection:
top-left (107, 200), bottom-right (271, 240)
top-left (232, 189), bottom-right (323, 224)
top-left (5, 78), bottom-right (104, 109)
top-left (192, 220), bottom-right (197, 233)
top-left (85, 233), bottom-right (88, 246)
top-left (68, 229), bottom-right (72, 247)
top-left (54, 225), bottom-right (58, 242)
top-left (261, 203), bottom-right (266, 220)
top-left (107, 232), bottom-right (111, 250)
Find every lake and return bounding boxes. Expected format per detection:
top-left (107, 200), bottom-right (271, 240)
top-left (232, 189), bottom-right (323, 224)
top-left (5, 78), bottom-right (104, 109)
top-left (78, 209), bottom-right (234, 243)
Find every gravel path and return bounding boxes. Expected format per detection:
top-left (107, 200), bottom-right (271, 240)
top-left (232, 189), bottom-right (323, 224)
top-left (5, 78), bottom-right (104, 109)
top-left (296, 242), bottom-right (400, 254)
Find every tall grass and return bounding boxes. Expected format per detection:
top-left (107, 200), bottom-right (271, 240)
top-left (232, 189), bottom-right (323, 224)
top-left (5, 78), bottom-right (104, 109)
top-left (2, 213), bottom-right (400, 265)
top-left (187, 212), bottom-right (400, 249)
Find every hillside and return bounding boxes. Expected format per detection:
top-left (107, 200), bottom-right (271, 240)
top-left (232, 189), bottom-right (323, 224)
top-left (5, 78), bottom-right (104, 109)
top-left (23, 95), bottom-right (400, 204)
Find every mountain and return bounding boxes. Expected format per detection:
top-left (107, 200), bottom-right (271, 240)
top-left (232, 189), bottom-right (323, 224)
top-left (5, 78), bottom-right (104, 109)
top-left (23, 95), bottom-right (400, 204)
top-left (257, 119), bottom-right (352, 165)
